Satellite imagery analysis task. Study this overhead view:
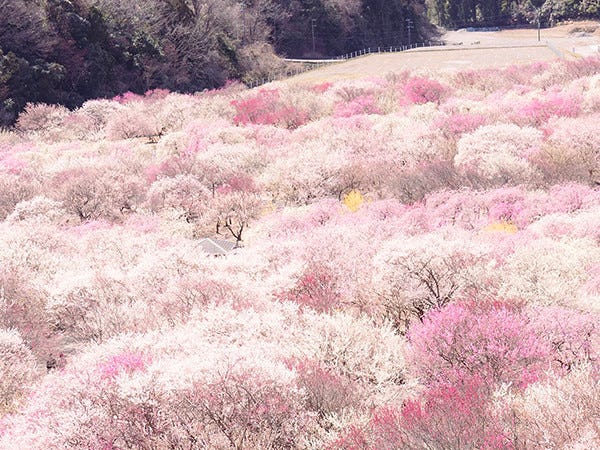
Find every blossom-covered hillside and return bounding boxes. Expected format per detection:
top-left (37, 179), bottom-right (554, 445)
top-left (1, 56), bottom-right (600, 449)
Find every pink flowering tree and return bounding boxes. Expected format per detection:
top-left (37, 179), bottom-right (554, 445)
top-left (516, 90), bottom-right (581, 126)
top-left (0, 265), bottom-right (56, 359)
top-left (0, 338), bottom-right (319, 449)
top-left (232, 88), bottom-right (309, 129)
top-left (433, 111), bottom-right (487, 138)
top-left (501, 365), bottom-right (600, 449)
top-left (276, 264), bottom-right (341, 313)
top-left (454, 124), bottom-right (543, 186)
top-left (540, 114), bottom-right (600, 184)
top-left (0, 329), bottom-right (41, 415)
top-left (287, 357), bottom-right (362, 427)
top-left (147, 174), bottom-right (211, 223)
top-left (332, 377), bottom-right (509, 450)
top-left (372, 231), bottom-right (492, 331)
top-left (15, 103), bottom-right (69, 140)
top-left (407, 302), bottom-right (551, 388)
top-left (105, 102), bottom-right (162, 141)
top-left (529, 306), bottom-right (599, 372)
top-left (174, 365), bottom-right (315, 449)
top-left (403, 77), bottom-right (450, 105)
top-left (0, 173), bottom-right (39, 220)
top-left (334, 94), bottom-right (381, 118)
top-left (52, 166), bottom-right (145, 222)
top-left (213, 175), bottom-right (263, 245)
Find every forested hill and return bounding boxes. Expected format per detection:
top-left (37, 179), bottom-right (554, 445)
top-left (426, 0), bottom-right (599, 28)
top-left (2, 0), bottom-right (597, 127)
top-left (0, 0), bottom-right (431, 126)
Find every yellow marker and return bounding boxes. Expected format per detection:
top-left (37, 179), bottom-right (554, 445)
top-left (484, 221), bottom-right (518, 233)
top-left (343, 189), bottom-right (364, 212)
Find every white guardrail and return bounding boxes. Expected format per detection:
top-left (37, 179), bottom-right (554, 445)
top-left (245, 41), bottom-right (446, 88)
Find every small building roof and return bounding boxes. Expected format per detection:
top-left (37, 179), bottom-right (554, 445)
top-left (197, 238), bottom-right (237, 255)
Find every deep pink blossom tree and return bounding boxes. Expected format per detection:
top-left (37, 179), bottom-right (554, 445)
top-left (331, 377), bottom-right (510, 450)
top-left (403, 77), bottom-right (450, 105)
top-left (407, 302), bottom-right (551, 388)
top-left (232, 89), bottom-right (309, 129)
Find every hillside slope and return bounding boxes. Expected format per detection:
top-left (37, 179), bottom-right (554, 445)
top-left (0, 45), bottom-right (599, 447)
top-left (0, 0), bottom-right (432, 126)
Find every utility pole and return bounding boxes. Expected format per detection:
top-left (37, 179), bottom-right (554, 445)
top-left (311, 18), bottom-right (316, 54)
top-left (536, 8), bottom-right (541, 42)
top-left (406, 18), bottom-right (414, 46)
top-left (241, 4), bottom-right (246, 43)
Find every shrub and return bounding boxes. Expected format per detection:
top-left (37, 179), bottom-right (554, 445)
top-left (237, 42), bottom-right (287, 86)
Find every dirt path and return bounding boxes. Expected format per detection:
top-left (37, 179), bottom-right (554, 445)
top-left (286, 21), bottom-right (600, 83)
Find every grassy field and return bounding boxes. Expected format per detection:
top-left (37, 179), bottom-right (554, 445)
top-left (289, 21), bottom-right (600, 83)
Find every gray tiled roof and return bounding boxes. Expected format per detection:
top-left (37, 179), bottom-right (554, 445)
top-left (197, 238), bottom-right (237, 255)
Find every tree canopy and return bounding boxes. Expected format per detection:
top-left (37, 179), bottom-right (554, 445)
top-left (0, 0), bottom-right (431, 126)
top-left (426, 0), bottom-right (600, 28)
